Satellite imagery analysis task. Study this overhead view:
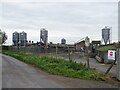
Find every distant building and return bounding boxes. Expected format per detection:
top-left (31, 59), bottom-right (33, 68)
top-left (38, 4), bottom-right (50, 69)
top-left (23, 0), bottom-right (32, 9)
top-left (48, 43), bottom-right (74, 53)
top-left (74, 40), bottom-right (85, 51)
top-left (92, 41), bottom-right (101, 47)
top-left (12, 31), bottom-right (27, 46)
top-left (74, 40), bottom-right (92, 52)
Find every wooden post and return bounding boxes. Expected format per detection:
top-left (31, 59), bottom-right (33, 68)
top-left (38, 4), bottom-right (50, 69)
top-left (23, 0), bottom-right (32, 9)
top-left (68, 46), bottom-right (72, 62)
top-left (105, 50), bottom-right (117, 75)
top-left (86, 46), bottom-right (90, 69)
top-left (56, 45), bottom-right (58, 58)
top-left (85, 36), bottom-right (90, 69)
top-left (105, 59), bottom-right (116, 75)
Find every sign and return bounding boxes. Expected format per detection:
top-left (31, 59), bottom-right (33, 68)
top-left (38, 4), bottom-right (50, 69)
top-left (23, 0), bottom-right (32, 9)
top-left (108, 50), bottom-right (116, 60)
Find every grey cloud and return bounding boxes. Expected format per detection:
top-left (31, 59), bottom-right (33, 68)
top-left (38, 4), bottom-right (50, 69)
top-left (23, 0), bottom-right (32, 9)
top-left (2, 2), bottom-right (118, 44)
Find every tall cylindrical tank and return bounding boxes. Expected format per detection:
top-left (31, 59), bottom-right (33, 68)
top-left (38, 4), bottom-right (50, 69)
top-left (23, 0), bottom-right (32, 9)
top-left (40, 28), bottom-right (48, 45)
top-left (13, 31), bottom-right (19, 46)
top-left (61, 38), bottom-right (66, 44)
top-left (102, 26), bottom-right (110, 45)
top-left (19, 31), bottom-right (27, 41)
top-left (19, 31), bottom-right (27, 46)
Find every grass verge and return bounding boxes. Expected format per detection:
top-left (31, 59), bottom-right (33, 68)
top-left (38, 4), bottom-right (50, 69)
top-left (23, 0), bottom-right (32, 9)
top-left (3, 50), bottom-right (106, 81)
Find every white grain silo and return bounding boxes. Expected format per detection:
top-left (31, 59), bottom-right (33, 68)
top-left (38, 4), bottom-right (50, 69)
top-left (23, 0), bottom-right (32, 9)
top-left (40, 28), bottom-right (48, 46)
top-left (61, 38), bottom-right (66, 44)
top-left (19, 31), bottom-right (27, 46)
top-left (102, 26), bottom-right (111, 45)
top-left (13, 31), bottom-right (19, 46)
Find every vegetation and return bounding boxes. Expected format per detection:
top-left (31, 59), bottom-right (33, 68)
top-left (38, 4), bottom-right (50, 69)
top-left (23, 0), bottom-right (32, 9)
top-left (0, 30), bottom-right (7, 44)
top-left (96, 45), bottom-right (116, 51)
top-left (3, 50), bottom-right (106, 81)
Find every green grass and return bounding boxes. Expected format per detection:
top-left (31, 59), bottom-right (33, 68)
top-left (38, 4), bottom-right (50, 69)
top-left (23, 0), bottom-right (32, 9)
top-left (3, 50), bottom-right (106, 81)
top-left (96, 45), bottom-right (116, 51)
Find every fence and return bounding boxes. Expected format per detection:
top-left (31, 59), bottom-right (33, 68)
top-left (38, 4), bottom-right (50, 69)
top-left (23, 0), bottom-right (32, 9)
top-left (8, 45), bottom-right (84, 61)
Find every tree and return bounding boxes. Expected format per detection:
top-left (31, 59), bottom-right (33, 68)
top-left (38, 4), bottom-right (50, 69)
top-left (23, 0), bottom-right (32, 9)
top-left (0, 29), bottom-right (7, 44)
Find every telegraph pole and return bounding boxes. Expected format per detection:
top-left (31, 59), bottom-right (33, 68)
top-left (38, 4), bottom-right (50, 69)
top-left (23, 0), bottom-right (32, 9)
top-left (0, 32), bottom-right (2, 53)
top-left (115, 42), bottom-right (120, 81)
top-left (118, 1), bottom-right (120, 82)
top-left (117, 49), bottom-right (120, 81)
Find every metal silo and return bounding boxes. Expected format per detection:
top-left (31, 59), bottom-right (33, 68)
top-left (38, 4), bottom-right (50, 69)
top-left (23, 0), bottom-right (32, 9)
top-left (13, 31), bottom-right (19, 46)
top-left (19, 31), bottom-right (27, 46)
top-left (61, 38), bottom-right (66, 44)
top-left (102, 26), bottom-right (110, 45)
top-left (40, 28), bottom-right (48, 46)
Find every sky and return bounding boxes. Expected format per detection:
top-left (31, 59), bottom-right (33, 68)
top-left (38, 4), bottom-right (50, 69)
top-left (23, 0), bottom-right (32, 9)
top-left (0, 0), bottom-right (119, 45)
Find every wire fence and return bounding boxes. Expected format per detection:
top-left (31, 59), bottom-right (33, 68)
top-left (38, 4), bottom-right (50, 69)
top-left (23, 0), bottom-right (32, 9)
top-left (8, 45), bottom-right (85, 61)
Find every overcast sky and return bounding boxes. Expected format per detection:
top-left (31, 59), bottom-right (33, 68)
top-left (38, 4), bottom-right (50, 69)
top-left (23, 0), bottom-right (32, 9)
top-left (0, 0), bottom-right (118, 45)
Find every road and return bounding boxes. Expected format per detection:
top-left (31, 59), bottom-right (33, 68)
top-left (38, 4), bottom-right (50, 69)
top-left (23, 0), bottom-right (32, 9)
top-left (2, 54), bottom-right (119, 88)
top-left (2, 54), bottom-right (66, 88)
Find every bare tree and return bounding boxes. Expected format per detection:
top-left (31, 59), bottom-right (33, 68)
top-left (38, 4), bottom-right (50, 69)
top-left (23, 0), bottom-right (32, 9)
top-left (0, 29), bottom-right (7, 44)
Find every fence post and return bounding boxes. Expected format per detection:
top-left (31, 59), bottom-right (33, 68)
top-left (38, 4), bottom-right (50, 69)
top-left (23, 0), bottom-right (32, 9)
top-left (85, 36), bottom-right (90, 69)
top-left (86, 46), bottom-right (90, 69)
top-left (67, 46), bottom-right (71, 61)
top-left (56, 44), bottom-right (58, 58)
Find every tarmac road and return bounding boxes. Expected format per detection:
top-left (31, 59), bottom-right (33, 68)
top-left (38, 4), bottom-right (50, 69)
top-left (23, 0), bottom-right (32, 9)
top-left (2, 54), bottom-right (119, 88)
top-left (2, 54), bottom-right (66, 88)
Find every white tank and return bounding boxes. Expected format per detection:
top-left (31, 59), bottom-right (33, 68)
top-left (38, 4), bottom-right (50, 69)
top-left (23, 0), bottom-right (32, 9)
top-left (61, 38), bottom-right (66, 44)
top-left (19, 31), bottom-right (27, 46)
top-left (13, 31), bottom-right (19, 46)
top-left (102, 26), bottom-right (110, 45)
top-left (40, 28), bottom-right (48, 45)
top-left (13, 31), bottom-right (19, 41)
top-left (19, 31), bottom-right (27, 41)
